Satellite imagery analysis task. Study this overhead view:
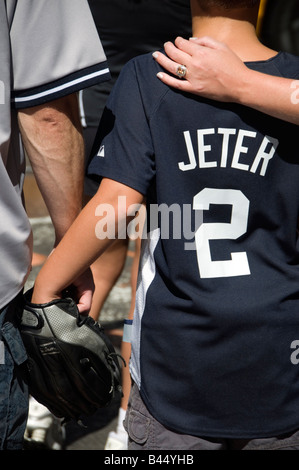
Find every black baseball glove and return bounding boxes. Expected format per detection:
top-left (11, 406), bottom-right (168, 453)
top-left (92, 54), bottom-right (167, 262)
top-left (20, 288), bottom-right (124, 423)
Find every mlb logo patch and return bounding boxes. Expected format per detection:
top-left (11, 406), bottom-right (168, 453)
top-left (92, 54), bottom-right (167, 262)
top-left (97, 145), bottom-right (105, 157)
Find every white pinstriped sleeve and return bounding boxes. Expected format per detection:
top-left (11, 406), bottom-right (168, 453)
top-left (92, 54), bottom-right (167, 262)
top-left (10, 0), bottom-right (110, 108)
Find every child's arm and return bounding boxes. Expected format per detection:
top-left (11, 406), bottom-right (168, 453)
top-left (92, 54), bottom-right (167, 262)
top-left (31, 178), bottom-right (144, 312)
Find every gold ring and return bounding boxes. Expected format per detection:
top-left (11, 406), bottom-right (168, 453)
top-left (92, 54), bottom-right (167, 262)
top-left (176, 64), bottom-right (187, 79)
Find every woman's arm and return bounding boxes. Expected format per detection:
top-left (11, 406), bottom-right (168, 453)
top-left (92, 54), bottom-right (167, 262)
top-left (153, 36), bottom-right (299, 126)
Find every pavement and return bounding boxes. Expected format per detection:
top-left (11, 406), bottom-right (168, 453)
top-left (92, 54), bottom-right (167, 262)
top-left (23, 170), bottom-right (133, 451)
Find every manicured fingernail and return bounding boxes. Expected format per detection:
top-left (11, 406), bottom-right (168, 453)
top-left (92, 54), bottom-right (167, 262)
top-left (157, 72), bottom-right (164, 79)
top-left (189, 37), bottom-right (198, 40)
top-left (152, 52), bottom-right (158, 59)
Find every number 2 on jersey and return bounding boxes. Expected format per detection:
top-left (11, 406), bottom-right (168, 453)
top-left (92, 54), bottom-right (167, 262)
top-left (193, 188), bottom-right (251, 278)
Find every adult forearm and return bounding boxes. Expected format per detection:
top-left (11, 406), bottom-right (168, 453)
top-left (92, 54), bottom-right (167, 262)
top-left (18, 94), bottom-right (85, 244)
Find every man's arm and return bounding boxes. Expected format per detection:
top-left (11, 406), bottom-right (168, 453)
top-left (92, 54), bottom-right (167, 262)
top-left (153, 36), bottom-right (299, 126)
top-left (31, 178), bottom-right (144, 311)
top-left (18, 94), bottom-right (85, 245)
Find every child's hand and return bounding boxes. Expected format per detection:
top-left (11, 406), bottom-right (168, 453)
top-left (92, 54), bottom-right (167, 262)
top-left (31, 267), bottom-right (95, 315)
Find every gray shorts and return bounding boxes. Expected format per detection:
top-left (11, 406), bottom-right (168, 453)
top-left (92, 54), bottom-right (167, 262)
top-left (124, 381), bottom-right (299, 450)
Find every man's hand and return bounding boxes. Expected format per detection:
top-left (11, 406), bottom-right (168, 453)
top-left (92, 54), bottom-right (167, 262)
top-left (153, 36), bottom-right (249, 103)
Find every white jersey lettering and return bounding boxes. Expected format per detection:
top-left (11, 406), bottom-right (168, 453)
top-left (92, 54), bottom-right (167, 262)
top-left (179, 128), bottom-right (278, 176)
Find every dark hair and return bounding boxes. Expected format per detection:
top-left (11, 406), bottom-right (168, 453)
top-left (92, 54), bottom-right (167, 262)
top-left (199, 0), bottom-right (260, 7)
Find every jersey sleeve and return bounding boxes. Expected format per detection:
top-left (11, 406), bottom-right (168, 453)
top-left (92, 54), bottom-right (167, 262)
top-left (87, 58), bottom-right (156, 196)
top-left (10, 0), bottom-right (110, 108)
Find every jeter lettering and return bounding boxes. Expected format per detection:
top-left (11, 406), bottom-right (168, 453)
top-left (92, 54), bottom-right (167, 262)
top-left (179, 127), bottom-right (279, 176)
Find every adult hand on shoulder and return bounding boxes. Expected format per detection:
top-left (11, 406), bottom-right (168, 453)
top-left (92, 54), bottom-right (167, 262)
top-left (153, 36), bottom-right (249, 103)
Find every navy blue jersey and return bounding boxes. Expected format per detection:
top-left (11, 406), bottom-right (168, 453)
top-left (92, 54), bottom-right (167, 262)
top-left (88, 51), bottom-right (299, 438)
